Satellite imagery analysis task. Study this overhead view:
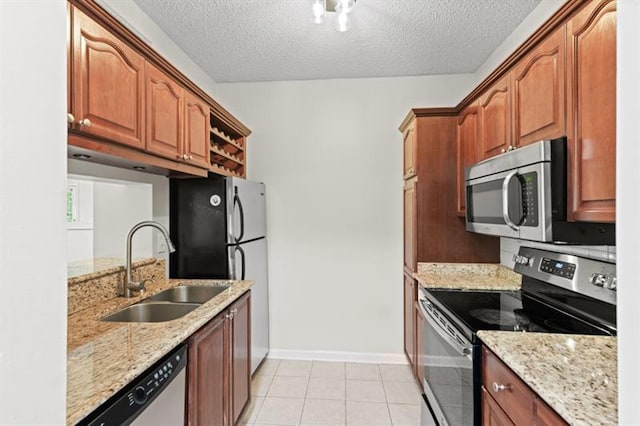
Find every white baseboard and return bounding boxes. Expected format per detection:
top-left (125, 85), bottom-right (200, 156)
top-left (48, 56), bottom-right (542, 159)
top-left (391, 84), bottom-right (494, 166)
top-left (267, 349), bottom-right (408, 364)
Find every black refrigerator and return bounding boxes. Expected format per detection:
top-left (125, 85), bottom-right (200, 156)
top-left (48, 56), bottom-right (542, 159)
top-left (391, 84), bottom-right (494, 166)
top-left (169, 174), bottom-right (269, 373)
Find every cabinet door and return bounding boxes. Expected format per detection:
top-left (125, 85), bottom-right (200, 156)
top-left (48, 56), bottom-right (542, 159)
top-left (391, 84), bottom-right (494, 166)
top-left (480, 75), bottom-right (512, 159)
top-left (72, 8), bottom-right (145, 149)
top-left (230, 293), bottom-right (251, 424)
top-left (146, 62), bottom-right (183, 161)
top-left (566, 0), bottom-right (617, 222)
top-left (188, 316), bottom-right (227, 426)
top-left (482, 388), bottom-right (515, 426)
top-left (404, 274), bottom-right (416, 368)
top-left (512, 26), bottom-right (566, 147)
top-left (534, 397), bottom-right (567, 426)
top-left (184, 91), bottom-right (210, 169)
top-left (403, 179), bottom-right (417, 272)
top-left (456, 102), bottom-right (480, 215)
top-left (403, 124), bottom-right (417, 179)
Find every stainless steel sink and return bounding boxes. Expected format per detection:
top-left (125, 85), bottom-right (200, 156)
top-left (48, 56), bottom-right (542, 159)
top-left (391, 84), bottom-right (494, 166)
top-left (144, 285), bottom-right (230, 304)
top-left (101, 302), bottom-right (200, 323)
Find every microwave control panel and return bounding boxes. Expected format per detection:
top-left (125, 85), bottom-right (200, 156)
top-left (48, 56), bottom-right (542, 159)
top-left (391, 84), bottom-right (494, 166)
top-left (520, 172), bottom-right (538, 226)
top-left (540, 257), bottom-right (576, 279)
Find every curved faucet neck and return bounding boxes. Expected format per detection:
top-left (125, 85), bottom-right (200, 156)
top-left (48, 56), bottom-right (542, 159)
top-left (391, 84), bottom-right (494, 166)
top-left (122, 221), bottom-right (175, 297)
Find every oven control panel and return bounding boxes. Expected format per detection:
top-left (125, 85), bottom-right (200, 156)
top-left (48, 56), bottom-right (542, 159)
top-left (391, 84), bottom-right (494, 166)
top-left (514, 246), bottom-right (616, 306)
top-left (540, 257), bottom-right (576, 279)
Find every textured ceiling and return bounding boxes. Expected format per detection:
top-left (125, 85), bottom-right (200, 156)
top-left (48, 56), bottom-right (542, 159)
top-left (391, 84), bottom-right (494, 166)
top-left (130, 0), bottom-right (541, 82)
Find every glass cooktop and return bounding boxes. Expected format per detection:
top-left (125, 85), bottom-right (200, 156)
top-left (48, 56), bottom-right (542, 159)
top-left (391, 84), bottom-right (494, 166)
top-left (424, 288), bottom-right (615, 341)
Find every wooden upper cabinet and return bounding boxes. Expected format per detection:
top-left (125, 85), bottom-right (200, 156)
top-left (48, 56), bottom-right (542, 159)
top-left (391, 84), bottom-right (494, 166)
top-left (403, 124), bottom-right (417, 179)
top-left (72, 8), bottom-right (145, 150)
top-left (511, 26), bottom-right (566, 147)
top-left (184, 91), bottom-right (211, 169)
top-left (479, 75), bottom-right (512, 159)
top-left (566, 0), bottom-right (617, 222)
top-left (456, 101), bottom-right (480, 216)
top-left (146, 63), bottom-right (183, 161)
top-left (403, 179), bottom-right (417, 272)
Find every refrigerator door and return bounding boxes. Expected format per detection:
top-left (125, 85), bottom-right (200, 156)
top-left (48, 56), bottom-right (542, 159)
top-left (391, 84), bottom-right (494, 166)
top-left (169, 176), bottom-right (229, 278)
top-left (227, 178), bottom-right (267, 244)
top-left (230, 238), bottom-right (270, 373)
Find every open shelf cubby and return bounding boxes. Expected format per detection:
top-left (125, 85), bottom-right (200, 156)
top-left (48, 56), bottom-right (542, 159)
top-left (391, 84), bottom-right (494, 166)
top-left (209, 114), bottom-right (247, 178)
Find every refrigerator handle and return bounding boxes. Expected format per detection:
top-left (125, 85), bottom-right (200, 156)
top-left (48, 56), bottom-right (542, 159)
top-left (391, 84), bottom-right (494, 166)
top-left (233, 187), bottom-right (245, 243)
top-left (236, 245), bottom-right (246, 280)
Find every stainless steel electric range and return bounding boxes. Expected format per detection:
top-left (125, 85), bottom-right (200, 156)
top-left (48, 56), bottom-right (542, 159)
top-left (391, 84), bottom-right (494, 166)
top-left (418, 246), bottom-right (617, 426)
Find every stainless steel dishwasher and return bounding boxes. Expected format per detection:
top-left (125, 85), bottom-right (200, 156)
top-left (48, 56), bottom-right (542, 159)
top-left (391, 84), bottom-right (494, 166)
top-left (79, 344), bottom-right (187, 426)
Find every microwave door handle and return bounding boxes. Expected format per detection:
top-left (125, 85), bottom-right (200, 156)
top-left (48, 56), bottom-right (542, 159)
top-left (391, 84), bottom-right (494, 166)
top-left (502, 170), bottom-right (520, 232)
top-left (419, 298), bottom-right (471, 358)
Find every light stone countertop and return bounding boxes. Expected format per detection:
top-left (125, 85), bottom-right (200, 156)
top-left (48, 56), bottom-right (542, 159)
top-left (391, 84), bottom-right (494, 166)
top-left (414, 262), bottom-right (521, 290)
top-left (478, 331), bottom-right (617, 426)
top-left (67, 278), bottom-right (253, 425)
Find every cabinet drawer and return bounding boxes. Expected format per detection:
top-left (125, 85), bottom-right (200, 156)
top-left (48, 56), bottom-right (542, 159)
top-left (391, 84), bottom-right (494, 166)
top-left (482, 347), bottom-right (534, 425)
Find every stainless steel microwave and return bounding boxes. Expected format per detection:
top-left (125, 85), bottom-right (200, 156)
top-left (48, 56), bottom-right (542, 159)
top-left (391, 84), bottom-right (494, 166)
top-left (465, 138), bottom-right (615, 244)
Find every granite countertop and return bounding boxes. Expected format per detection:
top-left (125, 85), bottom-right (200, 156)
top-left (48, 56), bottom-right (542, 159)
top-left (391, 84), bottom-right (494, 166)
top-left (478, 331), bottom-right (617, 426)
top-left (67, 278), bottom-right (254, 425)
top-left (414, 262), bottom-right (521, 291)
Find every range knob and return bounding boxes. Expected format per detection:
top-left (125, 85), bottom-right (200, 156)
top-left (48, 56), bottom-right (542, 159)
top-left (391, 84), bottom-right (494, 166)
top-left (604, 277), bottom-right (617, 291)
top-left (590, 273), bottom-right (608, 287)
top-left (133, 386), bottom-right (147, 404)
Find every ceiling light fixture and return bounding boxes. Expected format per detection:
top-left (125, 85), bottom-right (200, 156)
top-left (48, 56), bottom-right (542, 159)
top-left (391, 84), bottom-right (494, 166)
top-left (312, 0), bottom-right (357, 32)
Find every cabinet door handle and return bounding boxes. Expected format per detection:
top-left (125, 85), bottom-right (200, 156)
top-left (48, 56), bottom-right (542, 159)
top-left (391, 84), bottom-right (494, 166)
top-left (507, 145), bottom-right (515, 151)
top-left (188, 155), bottom-right (193, 160)
top-left (501, 148), bottom-right (506, 154)
top-left (67, 113), bottom-right (75, 124)
top-left (79, 118), bottom-right (91, 128)
top-left (492, 382), bottom-right (510, 392)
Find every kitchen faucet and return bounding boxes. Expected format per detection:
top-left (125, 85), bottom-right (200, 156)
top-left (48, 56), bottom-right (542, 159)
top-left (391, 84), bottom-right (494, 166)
top-left (122, 221), bottom-right (176, 297)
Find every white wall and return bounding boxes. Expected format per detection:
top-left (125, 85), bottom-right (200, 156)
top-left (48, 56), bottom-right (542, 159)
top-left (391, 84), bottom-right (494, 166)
top-left (67, 178), bottom-right (95, 262)
top-left (616, 1), bottom-right (640, 423)
top-left (0, 1), bottom-right (68, 424)
top-left (214, 75), bottom-right (474, 359)
top-left (68, 160), bottom-right (170, 265)
top-left (93, 180), bottom-right (153, 259)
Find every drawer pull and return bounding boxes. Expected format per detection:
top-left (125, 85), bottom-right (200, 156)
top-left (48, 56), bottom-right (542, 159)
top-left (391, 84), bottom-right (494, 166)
top-left (493, 382), bottom-right (510, 392)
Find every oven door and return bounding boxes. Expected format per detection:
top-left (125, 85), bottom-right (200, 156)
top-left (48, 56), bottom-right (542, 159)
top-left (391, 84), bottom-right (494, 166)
top-left (418, 294), bottom-right (474, 426)
top-left (465, 162), bottom-right (551, 242)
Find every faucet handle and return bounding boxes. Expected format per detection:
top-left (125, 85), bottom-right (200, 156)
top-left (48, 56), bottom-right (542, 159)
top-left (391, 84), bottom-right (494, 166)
top-left (128, 278), bottom-right (153, 292)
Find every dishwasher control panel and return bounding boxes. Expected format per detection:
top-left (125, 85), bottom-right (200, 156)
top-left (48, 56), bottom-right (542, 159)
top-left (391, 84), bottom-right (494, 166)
top-left (80, 344), bottom-right (188, 426)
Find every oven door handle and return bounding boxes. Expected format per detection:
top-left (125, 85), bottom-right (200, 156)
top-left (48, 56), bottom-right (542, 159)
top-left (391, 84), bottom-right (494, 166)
top-left (419, 298), bottom-right (472, 358)
top-left (502, 170), bottom-right (521, 232)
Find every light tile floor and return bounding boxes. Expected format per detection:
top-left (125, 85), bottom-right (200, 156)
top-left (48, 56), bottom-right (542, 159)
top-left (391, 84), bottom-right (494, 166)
top-left (239, 359), bottom-right (423, 426)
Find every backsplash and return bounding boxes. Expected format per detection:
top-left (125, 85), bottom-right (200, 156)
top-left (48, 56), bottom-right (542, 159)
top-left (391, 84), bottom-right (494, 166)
top-left (500, 238), bottom-right (616, 268)
top-left (68, 258), bottom-right (166, 315)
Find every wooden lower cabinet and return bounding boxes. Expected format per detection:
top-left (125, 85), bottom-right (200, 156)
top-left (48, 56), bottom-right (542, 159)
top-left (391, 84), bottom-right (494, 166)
top-left (187, 291), bottom-right (251, 426)
top-left (403, 273), bottom-right (417, 369)
top-left (414, 299), bottom-right (426, 391)
top-left (482, 388), bottom-right (514, 426)
top-left (482, 347), bottom-right (567, 426)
